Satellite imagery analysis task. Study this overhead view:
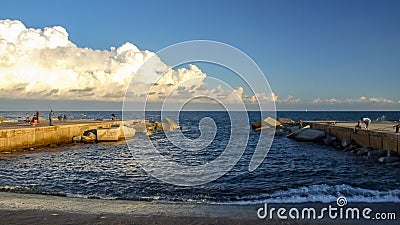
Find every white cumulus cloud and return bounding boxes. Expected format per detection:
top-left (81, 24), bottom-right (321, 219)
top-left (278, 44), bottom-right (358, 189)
top-left (278, 95), bottom-right (300, 103)
top-left (0, 19), bottom-right (270, 106)
top-left (311, 96), bottom-right (398, 104)
top-left (0, 19), bottom-right (215, 102)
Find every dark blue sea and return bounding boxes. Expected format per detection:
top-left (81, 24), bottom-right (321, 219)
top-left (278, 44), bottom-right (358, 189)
top-left (0, 111), bottom-right (399, 204)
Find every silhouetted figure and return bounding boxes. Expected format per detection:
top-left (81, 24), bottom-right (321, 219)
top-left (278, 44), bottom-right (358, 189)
top-left (30, 115), bottom-right (37, 126)
top-left (361, 117), bottom-right (371, 130)
top-left (49, 110), bottom-right (55, 126)
top-left (394, 123), bottom-right (400, 133)
top-left (111, 114), bottom-right (116, 121)
top-left (35, 110), bottom-right (40, 123)
top-left (354, 120), bottom-right (362, 133)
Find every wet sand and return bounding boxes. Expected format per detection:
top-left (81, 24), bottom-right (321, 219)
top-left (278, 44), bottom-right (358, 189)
top-left (0, 194), bottom-right (272, 225)
top-left (0, 192), bottom-right (261, 225)
top-left (1, 192), bottom-right (398, 224)
top-left (0, 210), bottom-right (259, 225)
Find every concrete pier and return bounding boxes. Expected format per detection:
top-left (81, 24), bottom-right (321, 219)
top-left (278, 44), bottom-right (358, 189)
top-left (0, 120), bottom-right (138, 152)
top-left (309, 122), bottom-right (400, 153)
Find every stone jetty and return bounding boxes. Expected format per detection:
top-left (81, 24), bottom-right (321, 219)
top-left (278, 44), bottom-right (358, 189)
top-left (252, 117), bottom-right (400, 164)
top-left (308, 121), bottom-right (400, 154)
top-left (0, 120), bottom-right (141, 152)
top-left (306, 121), bottom-right (400, 164)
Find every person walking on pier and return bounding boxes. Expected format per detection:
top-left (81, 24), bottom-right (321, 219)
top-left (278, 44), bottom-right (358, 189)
top-left (361, 117), bottom-right (371, 130)
top-left (49, 110), bottom-right (55, 126)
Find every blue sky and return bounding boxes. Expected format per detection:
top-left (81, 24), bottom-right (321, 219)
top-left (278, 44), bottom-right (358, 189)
top-left (0, 0), bottom-right (399, 110)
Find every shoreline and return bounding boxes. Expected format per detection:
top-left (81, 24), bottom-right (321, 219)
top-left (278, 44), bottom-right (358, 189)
top-left (0, 192), bottom-right (257, 217)
top-left (0, 192), bottom-right (398, 224)
top-left (0, 192), bottom-right (261, 225)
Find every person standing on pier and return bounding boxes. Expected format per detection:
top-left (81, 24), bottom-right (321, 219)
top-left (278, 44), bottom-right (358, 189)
top-left (394, 120), bottom-right (400, 133)
top-left (49, 110), bottom-right (55, 126)
top-left (361, 117), bottom-right (372, 130)
top-left (354, 120), bottom-right (362, 133)
top-left (35, 110), bottom-right (40, 123)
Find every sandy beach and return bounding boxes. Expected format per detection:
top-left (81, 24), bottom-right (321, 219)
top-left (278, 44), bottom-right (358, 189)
top-left (1, 192), bottom-right (398, 224)
top-left (0, 192), bottom-right (260, 225)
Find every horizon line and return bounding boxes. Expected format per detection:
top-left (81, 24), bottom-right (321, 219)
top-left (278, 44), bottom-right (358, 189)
top-left (1, 109), bottom-right (399, 112)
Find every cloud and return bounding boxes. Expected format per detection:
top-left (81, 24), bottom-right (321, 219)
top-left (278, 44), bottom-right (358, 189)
top-left (369, 97), bottom-right (394, 104)
top-left (311, 96), bottom-right (398, 104)
top-left (243, 92), bottom-right (277, 104)
top-left (312, 98), bottom-right (322, 104)
top-left (278, 95), bottom-right (300, 103)
top-left (0, 19), bottom-right (274, 106)
top-left (0, 19), bottom-right (212, 102)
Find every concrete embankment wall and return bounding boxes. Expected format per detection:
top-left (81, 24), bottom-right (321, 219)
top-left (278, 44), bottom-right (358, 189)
top-left (0, 121), bottom-right (127, 152)
top-left (311, 123), bottom-right (399, 153)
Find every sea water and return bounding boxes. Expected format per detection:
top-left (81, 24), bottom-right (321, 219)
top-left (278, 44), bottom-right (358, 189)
top-left (0, 111), bottom-right (399, 204)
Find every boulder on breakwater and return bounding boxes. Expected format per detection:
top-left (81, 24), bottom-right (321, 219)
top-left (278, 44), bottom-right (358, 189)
top-left (252, 117), bottom-right (281, 131)
top-left (378, 156), bottom-right (400, 164)
top-left (287, 125), bottom-right (310, 139)
top-left (278, 118), bottom-right (295, 125)
top-left (294, 129), bottom-right (325, 142)
top-left (82, 129), bottom-right (97, 143)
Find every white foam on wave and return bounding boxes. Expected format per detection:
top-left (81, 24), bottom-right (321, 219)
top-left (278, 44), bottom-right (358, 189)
top-left (0, 185), bottom-right (36, 192)
top-left (65, 193), bottom-right (119, 200)
top-left (215, 184), bottom-right (400, 205)
top-left (2, 184), bottom-right (400, 205)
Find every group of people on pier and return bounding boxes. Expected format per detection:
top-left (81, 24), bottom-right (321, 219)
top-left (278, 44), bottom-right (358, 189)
top-left (27, 110), bottom-right (55, 126)
top-left (354, 117), bottom-right (373, 133)
top-left (354, 117), bottom-right (400, 133)
top-left (26, 110), bottom-right (118, 127)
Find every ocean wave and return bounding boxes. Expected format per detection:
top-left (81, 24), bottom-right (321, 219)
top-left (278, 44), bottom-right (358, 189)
top-left (0, 185), bottom-right (36, 193)
top-left (0, 185), bottom-right (69, 197)
top-left (214, 184), bottom-right (400, 205)
top-left (2, 184), bottom-right (399, 205)
top-left (65, 193), bottom-right (118, 200)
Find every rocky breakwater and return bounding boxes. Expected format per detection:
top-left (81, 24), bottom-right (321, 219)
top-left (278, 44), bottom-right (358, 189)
top-left (325, 136), bottom-right (400, 165)
top-left (311, 121), bottom-right (400, 165)
top-left (251, 118), bottom-right (400, 165)
top-left (123, 117), bottom-right (182, 137)
top-left (76, 123), bottom-right (136, 144)
top-left (252, 117), bottom-right (326, 142)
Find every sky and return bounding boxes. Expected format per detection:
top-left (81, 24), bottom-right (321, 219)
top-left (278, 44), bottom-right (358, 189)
top-left (0, 0), bottom-right (399, 111)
